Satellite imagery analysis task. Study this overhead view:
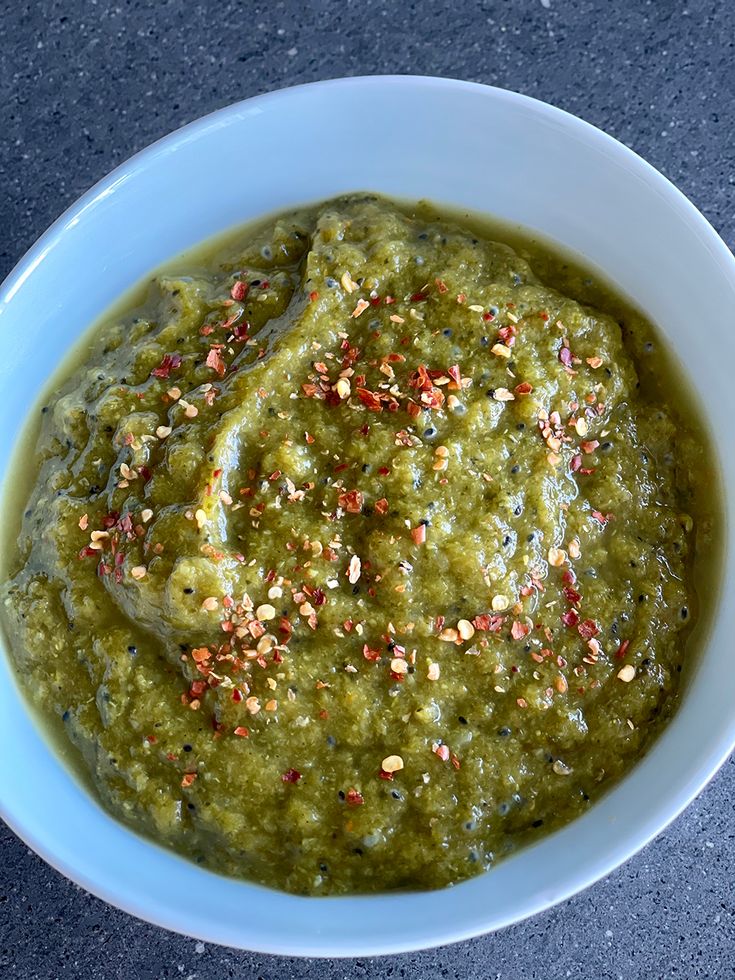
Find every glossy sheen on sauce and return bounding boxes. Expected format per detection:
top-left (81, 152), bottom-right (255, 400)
top-left (0, 195), bottom-right (718, 894)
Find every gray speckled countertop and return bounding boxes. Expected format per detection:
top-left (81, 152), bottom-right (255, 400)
top-left (1, 1), bottom-right (734, 977)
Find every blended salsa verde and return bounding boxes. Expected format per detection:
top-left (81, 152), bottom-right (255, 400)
top-left (0, 195), bottom-right (719, 894)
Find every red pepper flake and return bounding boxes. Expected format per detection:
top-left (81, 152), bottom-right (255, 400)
top-left (231, 280), bottom-right (249, 301)
top-left (447, 364), bottom-right (462, 387)
top-left (356, 387), bottom-right (383, 412)
top-left (233, 726), bottom-right (250, 737)
top-left (309, 290), bottom-right (319, 302)
top-left (420, 387), bottom-right (444, 410)
top-left (473, 614), bottom-right (505, 632)
top-left (232, 688), bottom-right (243, 702)
top-left (450, 753), bottom-right (461, 770)
top-left (206, 348), bottom-right (227, 377)
top-left (570, 454), bottom-right (583, 472)
top-left (561, 608), bottom-right (580, 628)
top-left (338, 489), bottom-right (364, 513)
top-left (563, 586), bottom-right (581, 605)
top-left (514, 381), bottom-right (533, 396)
top-left (346, 788), bottom-right (365, 806)
top-left (281, 768), bottom-right (302, 783)
top-left (78, 545), bottom-right (98, 559)
top-left (375, 497), bottom-right (389, 516)
top-left (410, 291), bottom-right (428, 303)
top-left (482, 311), bottom-right (494, 322)
top-left (378, 769), bottom-right (394, 781)
top-left (578, 619), bottom-right (600, 640)
top-left (363, 644), bottom-right (381, 661)
top-left (559, 346), bottom-right (573, 367)
top-left (580, 440), bottom-right (600, 454)
top-left (411, 524), bottom-right (427, 545)
top-left (591, 510), bottom-right (612, 526)
top-left (510, 620), bottom-right (530, 640)
top-left (435, 278), bottom-right (448, 294)
top-left (377, 466), bottom-right (390, 476)
top-left (181, 773), bottom-right (197, 789)
top-left (406, 398), bottom-right (421, 419)
top-left (151, 353), bottom-right (182, 379)
top-left (615, 639), bottom-right (631, 660)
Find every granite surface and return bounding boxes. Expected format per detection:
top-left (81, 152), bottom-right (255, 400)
top-left (1, 1), bottom-right (734, 977)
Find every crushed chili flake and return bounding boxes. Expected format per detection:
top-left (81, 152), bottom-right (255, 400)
top-left (346, 787), bottom-right (365, 806)
top-left (510, 620), bottom-right (530, 640)
top-left (615, 639), bottom-right (631, 660)
top-left (151, 353), bottom-right (182, 379)
top-left (281, 768), bottom-right (302, 783)
top-left (473, 614), bottom-right (505, 632)
top-left (374, 497), bottom-right (389, 516)
top-left (563, 586), bottom-right (581, 605)
top-left (559, 346), bottom-right (573, 367)
top-left (411, 524), bottom-right (427, 546)
top-left (206, 348), bottom-right (227, 377)
top-left (338, 489), bottom-right (364, 513)
top-left (578, 619), bottom-right (600, 640)
top-left (356, 387), bottom-right (383, 412)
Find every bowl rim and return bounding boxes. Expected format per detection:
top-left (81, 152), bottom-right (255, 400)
top-left (1, 73), bottom-right (734, 957)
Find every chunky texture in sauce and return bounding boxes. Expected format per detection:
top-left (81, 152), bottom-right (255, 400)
top-left (1, 196), bottom-right (715, 894)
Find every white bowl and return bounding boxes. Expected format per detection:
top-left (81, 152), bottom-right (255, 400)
top-left (0, 76), bottom-right (733, 956)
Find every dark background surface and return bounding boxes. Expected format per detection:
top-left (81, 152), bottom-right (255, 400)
top-left (1, 1), bottom-right (734, 978)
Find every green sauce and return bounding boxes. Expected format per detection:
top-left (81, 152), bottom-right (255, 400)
top-left (0, 194), bottom-right (721, 894)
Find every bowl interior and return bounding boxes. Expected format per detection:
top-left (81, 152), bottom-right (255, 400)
top-left (1, 76), bottom-right (734, 956)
